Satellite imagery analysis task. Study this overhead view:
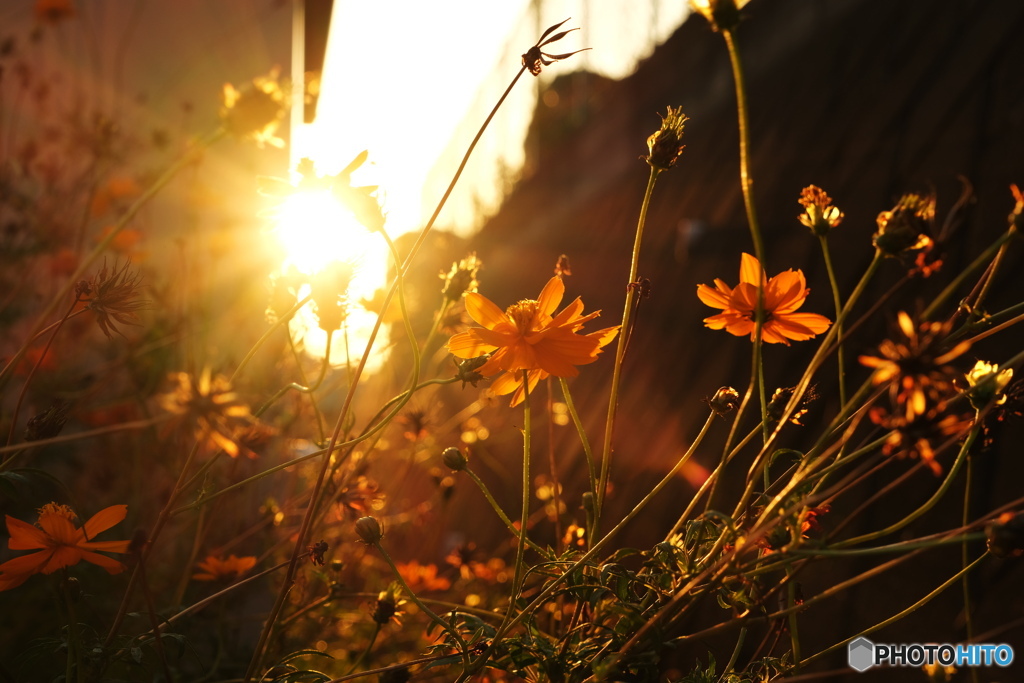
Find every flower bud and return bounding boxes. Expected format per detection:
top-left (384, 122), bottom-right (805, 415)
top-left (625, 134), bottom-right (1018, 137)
top-left (441, 446), bottom-right (468, 472)
top-left (959, 360), bottom-right (1013, 411)
top-left (709, 387), bottom-right (740, 416)
top-left (645, 107), bottom-right (688, 171)
top-left (798, 185), bottom-right (844, 236)
top-left (355, 516), bottom-right (383, 545)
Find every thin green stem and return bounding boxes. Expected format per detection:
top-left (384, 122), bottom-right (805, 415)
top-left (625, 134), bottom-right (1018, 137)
top-left (465, 468), bottom-right (547, 556)
top-left (598, 166), bottom-right (661, 524)
top-left (801, 554), bottom-right (987, 667)
top-left (837, 418), bottom-right (982, 548)
top-left (922, 227), bottom-right (1017, 320)
top-left (229, 293), bottom-right (313, 385)
top-left (818, 235), bottom-right (846, 405)
top-left (375, 542), bottom-right (468, 656)
top-left (963, 453), bottom-right (979, 683)
top-left (717, 627), bottom-right (747, 683)
top-left (559, 378), bottom-right (597, 499)
top-left (6, 296), bottom-right (79, 447)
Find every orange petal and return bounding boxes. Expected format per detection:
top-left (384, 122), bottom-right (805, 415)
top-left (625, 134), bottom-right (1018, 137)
top-left (464, 292), bottom-right (508, 329)
top-left (78, 550), bottom-right (126, 574)
top-left (82, 505), bottom-right (127, 540)
top-left (42, 545), bottom-right (84, 573)
top-left (37, 512), bottom-right (77, 544)
top-left (0, 549), bottom-right (53, 576)
top-left (79, 539), bottom-right (131, 554)
top-left (447, 331), bottom-right (497, 359)
top-left (739, 253), bottom-right (765, 286)
top-left (697, 283), bottom-right (731, 309)
top-left (5, 516), bottom-right (49, 550)
top-left (766, 270), bottom-right (807, 314)
top-left (537, 277), bottom-right (565, 317)
top-left (0, 571), bottom-right (32, 591)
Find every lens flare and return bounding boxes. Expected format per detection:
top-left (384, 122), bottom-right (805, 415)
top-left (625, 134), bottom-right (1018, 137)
top-left (273, 188), bottom-right (391, 372)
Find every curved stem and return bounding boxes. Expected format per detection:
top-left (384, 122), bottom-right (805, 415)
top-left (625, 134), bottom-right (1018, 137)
top-left (465, 468), bottom-right (547, 556)
top-left (559, 378), bottom-right (597, 500)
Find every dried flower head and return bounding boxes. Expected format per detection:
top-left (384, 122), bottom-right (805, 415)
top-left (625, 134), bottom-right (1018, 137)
top-left (798, 185), bottom-right (844, 236)
top-left (159, 369), bottom-right (253, 457)
top-left (372, 583), bottom-right (405, 625)
top-left (24, 399), bottom-right (70, 441)
top-left (986, 512), bottom-right (1024, 558)
top-left (441, 252), bottom-right (481, 303)
top-left (193, 554), bottom-right (257, 581)
top-left (959, 360), bottom-right (1013, 411)
top-left (221, 69), bottom-right (287, 148)
top-left (77, 260), bottom-right (147, 339)
top-left (859, 312), bottom-right (969, 420)
top-left (307, 540), bottom-right (328, 566)
top-left (0, 503), bottom-right (130, 591)
top-left (522, 18), bottom-right (589, 76)
top-left (645, 107), bottom-right (688, 171)
top-left (873, 193), bottom-right (934, 257)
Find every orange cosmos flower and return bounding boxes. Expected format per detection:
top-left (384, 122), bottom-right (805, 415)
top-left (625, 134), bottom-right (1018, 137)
top-left (697, 253), bottom-right (831, 344)
top-left (193, 554), bottom-right (257, 582)
top-left (447, 276), bottom-right (618, 406)
top-left (0, 503), bottom-right (130, 591)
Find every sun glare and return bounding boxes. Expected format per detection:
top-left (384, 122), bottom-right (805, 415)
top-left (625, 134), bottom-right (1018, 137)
top-left (273, 189), bottom-right (391, 372)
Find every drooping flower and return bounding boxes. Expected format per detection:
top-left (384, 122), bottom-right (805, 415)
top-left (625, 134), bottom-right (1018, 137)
top-left (0, 503), bottom-right (130, 591)
top-left (697, 253), bottom-right (831, 344)
top-left (447, 276), bottom-right (618, 406)
top-left (873, 193), bottom-right (934, 257)
top-left (192, 554), bottom-right (257, 582)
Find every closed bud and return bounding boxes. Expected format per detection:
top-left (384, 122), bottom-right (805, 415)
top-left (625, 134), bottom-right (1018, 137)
top-left (645, 106), bottom-right (688, 171)
top-left (355, 516), bottom-right (383, 545)
top-left (441, 446), bottom-right (468, 472)
top-left (709, 387), bottom-right (740, 415)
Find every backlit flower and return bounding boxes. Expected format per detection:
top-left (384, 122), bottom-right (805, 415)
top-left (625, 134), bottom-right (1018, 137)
top-left (447, 276), bottom-right (618, 406)
top-left (0, 503), bottom-right (130, 591)
top-left (193, 554), bottom-right (256, 582)
top-left (859, 312), bottom-right (969, 420)
top-left (960, 360), bottom-right (1013, 411)
top-left (521, 19), bottom-right (589, 76)
top-left (798, 185), bottom-right (844, 236)
top-left (159, 369), bottom-right (253, 457)
top-left (697, 253), bottom-right (831, 344)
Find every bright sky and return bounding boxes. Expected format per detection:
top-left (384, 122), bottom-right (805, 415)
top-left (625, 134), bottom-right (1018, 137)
top-left (293, 0), bottom-right (531, 236)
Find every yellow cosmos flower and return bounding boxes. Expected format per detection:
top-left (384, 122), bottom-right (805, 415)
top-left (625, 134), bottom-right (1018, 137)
top-left (447, 276), bottom-right (618, 406)
top-left (697, 253), bottom-right (831, 344)
top-left (0, 503), bottom-right (130, 591)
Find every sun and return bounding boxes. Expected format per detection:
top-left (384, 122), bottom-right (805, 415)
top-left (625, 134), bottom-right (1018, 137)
top-left (272, 188), bottom-right (391, 372)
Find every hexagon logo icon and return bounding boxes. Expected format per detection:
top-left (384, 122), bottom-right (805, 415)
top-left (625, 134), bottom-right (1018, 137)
top-left (848, 637), bottom-right (875, 672)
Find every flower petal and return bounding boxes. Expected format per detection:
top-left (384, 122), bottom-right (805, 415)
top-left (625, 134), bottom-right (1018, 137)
top-left (447, 330), bottom-right (498, 359)
top-left (464, 292), bottom-right (509, 330)
top-left (739, 253), bottom-right (765, 287)
top-left (5, 516), bottom-right (49, 550)
top-left (696, 283), bottom-right (731, 309)
top-left (78, 550), bottom-right (126, 574)
top-left (82, 505), bottom-right (127, 541)
top-left (0, 549), bottom-right (53, 576)
top-left (537, 277), bottom-right (565, 317)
